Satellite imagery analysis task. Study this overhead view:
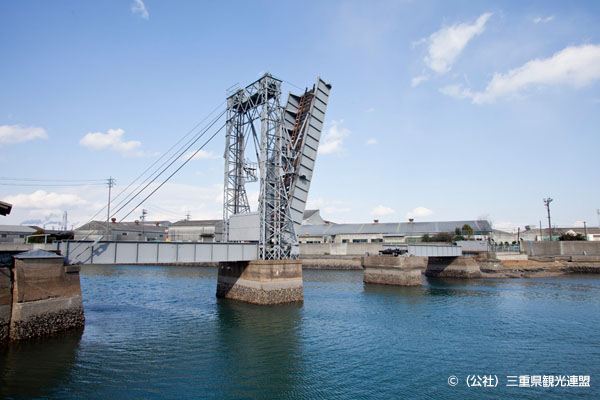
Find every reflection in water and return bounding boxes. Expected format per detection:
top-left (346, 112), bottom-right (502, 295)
top-left (362, 280), bottom-right (429, 307)
top-left (80, 264), bottom-right (217, 280)
top-left (215, 299), bottom-right (304, 399)
top-left (0, 329), bottom-right (83, 398)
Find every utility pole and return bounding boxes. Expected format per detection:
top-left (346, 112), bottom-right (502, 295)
top-left (539, 220), bottom-right (543, 241)
top-left (141, 209), bottom-right (148, 241)
top-left (106, 177), bottom-right (116, 241)
top-left (544, 198), bottom-right (553, 241)
top-left (584, 221), bottom-right (588, 240)
top-left (186, 212), bottom-right (191, 221)
top-left (62, 211), bottom-right (68, 231)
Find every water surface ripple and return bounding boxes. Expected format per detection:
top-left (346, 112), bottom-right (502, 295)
top-left (1, 266), bottom-right (598, 399)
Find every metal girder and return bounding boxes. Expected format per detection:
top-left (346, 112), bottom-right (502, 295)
top-left (222, 73), bottom-right (331, 260)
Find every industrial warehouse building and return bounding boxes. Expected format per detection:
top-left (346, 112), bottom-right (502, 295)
top-left (74, 221), bottom-right (170, 241)
top-left (167, 220), bottom-right (223, 242)
top-left (0, 225), bottom-right (37, 243)
top-left (297, 220), bottom-right (493, 244)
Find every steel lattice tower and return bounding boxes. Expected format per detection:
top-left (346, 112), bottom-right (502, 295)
top-left (223, 73), bottom-right (331, 260)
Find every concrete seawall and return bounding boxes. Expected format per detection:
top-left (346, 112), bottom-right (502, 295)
top-left (523, 241), bottom-right (600, 257)
top-left (0, 249), bottom-right (84, 342)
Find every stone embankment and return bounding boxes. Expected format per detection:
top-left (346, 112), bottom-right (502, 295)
top-left (0, 249), bottom-right (84, 343)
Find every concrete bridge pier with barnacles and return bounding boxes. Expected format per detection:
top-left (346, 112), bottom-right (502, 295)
top-left (362, 245), bottom-right (482, 286)
top-left (0, 249), bottom-right (84, 343)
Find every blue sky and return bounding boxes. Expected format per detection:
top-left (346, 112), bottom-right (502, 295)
top-left (1, 0), bottom-right (600, 232)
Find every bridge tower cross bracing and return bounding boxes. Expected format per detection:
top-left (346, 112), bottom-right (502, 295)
top-left (222, 73), bottom-right (331, 260)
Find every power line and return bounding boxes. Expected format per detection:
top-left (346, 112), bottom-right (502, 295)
top-left (144, 203), bottom-right (186, 219)
top-left (0, 183), bottom-right (105, 187)
top-left (69, 102), bottom-right (227, 241)
top-left (106, 101), bottom-right (226, 212)
top-left (65, 102), bottom-right (226, 256)
top-left (272, 75), bottom-right (306, 92)
top-left (118, 123), bottom-right (226, 222)
top-left (111, 109), bottom-right (226, 220)
top-left (0, 177), bottom-right (105, 182)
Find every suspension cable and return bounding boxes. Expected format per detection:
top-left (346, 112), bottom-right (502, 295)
top-left (117, 123), bottom-right (226, 222)
top-left (108, 101), bottom-right (226, 213)
top-left (110, 108), bottom-right (226, 220)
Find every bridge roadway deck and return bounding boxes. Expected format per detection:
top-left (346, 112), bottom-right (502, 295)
top-left (56, 240), bottom-right (258, 265)
top-left (2, 242), bottom-right (463, 265)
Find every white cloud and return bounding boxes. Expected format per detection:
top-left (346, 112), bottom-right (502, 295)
top-left (319, 120), bottom-right (351, 155)
top-left (3, 190), bottom-right (86, 209)
top-left (366, 107), bottom-right (376, 113)
top-left (439, 84), bottom-right (474, 100)
top-left (411, 75), bottom-right (429, 87)
top-left (493, 221), bottom-right (526, 232)
top-left (441, 44), bottom-right (600, 104)
top-left (307, 197), bottom-right (351, 217)
top-left (80, 128), bottom-right (154, 158)
top-left (185, 149), bottom-right (220, 160)
top-left (0, 181), bottom-right (234, 228)
top-left (406, 206), bottom-right (433, 219)
top-left (366, 138), bottom-right (377, 145)
top-left (533, 16), bottom-right (554, 24)
top-left (0, 124), bottom-right (47, 144)
top-left (325, 206), bottom-right (351, 214)
top-left (131, 0), bottom-right (149, 19)
top-left (371, 205), bottom-right (395, 216)
top-left (422, 12), bottom-right (492, 74)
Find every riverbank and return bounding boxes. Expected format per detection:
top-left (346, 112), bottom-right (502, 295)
top-left (301, 256), bottom-right (600, 278)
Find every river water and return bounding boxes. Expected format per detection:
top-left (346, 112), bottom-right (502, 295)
top-left (1, 265), bottom-right (599, 399)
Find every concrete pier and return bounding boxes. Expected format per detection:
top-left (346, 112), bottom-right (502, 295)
top-left (0, 249), bottom-right (84, 342)
top-left (0, 260), bottom-right (11, 342)
top-left (216, 259), bottom-right (303, 305)
top-left (362, 255), bottom-right (427, 286)
top-left (425, 256), bottom-right (482, 278)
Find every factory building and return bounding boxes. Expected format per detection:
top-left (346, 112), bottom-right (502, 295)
top-left (0, 225), bottom-right (37, 243)
top-left (167, 220), bottom-right (223, 242)
top-left (165, 210), bottom-right (318, 243)
top-left (297, 220), bottom-right (492, 244)
top-left (74, 221), bottom-right (170, 242)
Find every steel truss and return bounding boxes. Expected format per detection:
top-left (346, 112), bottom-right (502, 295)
top-left (223, 74), bottom-right (298, 259)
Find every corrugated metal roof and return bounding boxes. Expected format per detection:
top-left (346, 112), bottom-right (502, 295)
top-left (170, 220), bottom-right (222, 227)
top-left (76, 221), bottom-right (167, 233)
top-left (299, 220), bottom-right (492, 237)
top-left (0, 225), bottom-right (37, 234)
